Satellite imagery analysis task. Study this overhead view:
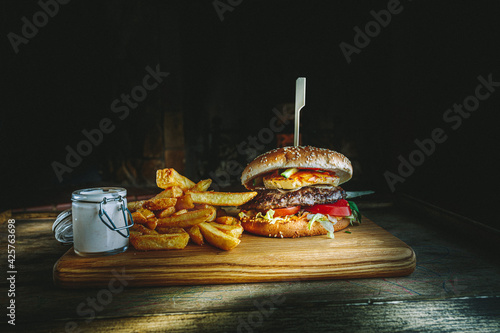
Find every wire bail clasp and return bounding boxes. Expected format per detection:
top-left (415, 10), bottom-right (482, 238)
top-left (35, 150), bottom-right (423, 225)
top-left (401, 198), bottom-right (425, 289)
top-left (98, 196), bottom-right (134, 238)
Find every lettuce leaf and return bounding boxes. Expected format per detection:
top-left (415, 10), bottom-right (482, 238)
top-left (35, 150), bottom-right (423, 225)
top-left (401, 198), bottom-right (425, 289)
top-left (307, 213), bottom-right (336, 239)
top-left (347, 201), bottom-right (362, 224)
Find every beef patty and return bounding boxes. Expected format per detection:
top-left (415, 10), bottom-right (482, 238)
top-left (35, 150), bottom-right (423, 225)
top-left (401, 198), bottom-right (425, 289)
top-left (241, 186), bottom-right (346, 211)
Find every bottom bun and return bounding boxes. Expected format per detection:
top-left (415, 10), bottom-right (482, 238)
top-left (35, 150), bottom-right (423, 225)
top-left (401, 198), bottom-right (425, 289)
top-left (241, 215), bottom-right (351, 238)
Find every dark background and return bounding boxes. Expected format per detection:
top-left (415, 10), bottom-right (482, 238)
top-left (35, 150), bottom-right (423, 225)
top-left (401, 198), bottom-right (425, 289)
top-left (1, 1), bottom-right (499, 228)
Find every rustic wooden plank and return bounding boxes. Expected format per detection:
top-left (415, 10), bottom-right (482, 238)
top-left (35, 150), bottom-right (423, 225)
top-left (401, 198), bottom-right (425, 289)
top-left (53, 217), bottom-right (416, 288)
top-left (396, 194), bottom-right (500, 252)
top-left (7, 296), bottom-right (500, 333)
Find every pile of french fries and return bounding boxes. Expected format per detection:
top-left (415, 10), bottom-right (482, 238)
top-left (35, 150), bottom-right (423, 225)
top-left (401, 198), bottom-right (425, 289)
top-left (127, 168), bottom-right (257, 251)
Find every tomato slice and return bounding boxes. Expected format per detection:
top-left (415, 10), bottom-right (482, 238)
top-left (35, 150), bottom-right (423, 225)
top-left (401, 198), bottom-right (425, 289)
top-left (306, 199), bottom-right (351, 216)
top-left (272, 206), bottom-right (301, 217)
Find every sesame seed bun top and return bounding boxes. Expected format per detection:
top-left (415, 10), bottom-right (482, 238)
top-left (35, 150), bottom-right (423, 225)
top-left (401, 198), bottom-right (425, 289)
top-left (241, 146), bottom-right (353, 190)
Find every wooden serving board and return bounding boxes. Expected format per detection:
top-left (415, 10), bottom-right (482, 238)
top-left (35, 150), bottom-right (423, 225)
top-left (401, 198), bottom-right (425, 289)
top-left (53, 217), bottom-right (416, 288)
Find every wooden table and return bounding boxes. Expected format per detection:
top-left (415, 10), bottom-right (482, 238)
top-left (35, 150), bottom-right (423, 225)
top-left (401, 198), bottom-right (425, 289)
top-left (1, 194), bottom-right (500, 332)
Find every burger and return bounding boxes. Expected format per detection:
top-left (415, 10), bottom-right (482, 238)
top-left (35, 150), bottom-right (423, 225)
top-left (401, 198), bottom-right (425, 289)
top-left (238, 145), bottom-right (360, 238)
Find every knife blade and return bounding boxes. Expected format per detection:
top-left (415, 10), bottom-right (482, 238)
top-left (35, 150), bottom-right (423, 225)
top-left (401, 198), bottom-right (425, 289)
top-left (345, 191), bottom-right (375, 198)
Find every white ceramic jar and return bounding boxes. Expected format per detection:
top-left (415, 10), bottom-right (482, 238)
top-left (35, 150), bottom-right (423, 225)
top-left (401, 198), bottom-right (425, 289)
top-left (71, 187), bottom-right (133, 257)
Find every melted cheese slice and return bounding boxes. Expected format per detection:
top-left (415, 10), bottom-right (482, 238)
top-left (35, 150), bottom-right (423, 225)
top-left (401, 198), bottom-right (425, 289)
top-left (263, 170), bottom-right (339, 190)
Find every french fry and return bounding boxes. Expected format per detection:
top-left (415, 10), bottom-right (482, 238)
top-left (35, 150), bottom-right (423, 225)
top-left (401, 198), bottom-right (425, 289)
top-left (173, 209), bottom-right (188, 216)
top-left (132, 208), bottom-right (156, 224)
top-left (138, 208), bottom-right (155, 220)
top-left (187, 190), bottom-right (257, 207)
top-left (127, 200), bottom-right (145, 212)
top-left (129, 232), bottom-right (189, 250)
top-left (156, 227), bottom-right (185, 234)
top-left (192, 179), bottom-right (212, 192)
top-left (186, 225), bottom-right (204, 245)
top-left (208, 207), bottom-right (217, 222)
top-left (143, 197), bottom-right (177, 211)
top-left (195, 204), bottom-right (217, 221)
top-left (155, 206), bottom-right (176, 218)
top-left (129, 230), bottom-right (142, 237)
top-left (131, 211), bottom-right (148, 224)
top-left (215, 216), bottom-right (240, 225)
top-left (130, 224), bottom-right (158, 235)
top-left (128, 186), bottom-right (182, 212)
top-left (152, 186), bottom-right (184, 199)
top-left (198, 222), bottom-right (241, 251)
top-left (204, 206), bottom-right (217, 217)
top-left (129, 168), bottom-right (246, 251)
top-left (209, 222), bottom-right (244, 239)
top-left (156, 168), bottom-right (196, 190)
top-left (156, 207), bottom-right (214, 228)
top-left (145, 219), bottom-right (158, 230)
top-left (175, 194), bottom-right (195, 211)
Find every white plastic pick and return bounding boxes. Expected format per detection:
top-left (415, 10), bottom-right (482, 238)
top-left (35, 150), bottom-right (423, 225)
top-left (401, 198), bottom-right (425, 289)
top-left (294, 77), bottom-right (306, 146)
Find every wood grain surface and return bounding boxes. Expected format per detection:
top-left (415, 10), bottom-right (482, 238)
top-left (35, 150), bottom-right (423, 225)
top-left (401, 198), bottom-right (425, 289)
top-left (53, 217), bottom-right (416, 288)
top-left (4, 200), bottom-right (500, 332)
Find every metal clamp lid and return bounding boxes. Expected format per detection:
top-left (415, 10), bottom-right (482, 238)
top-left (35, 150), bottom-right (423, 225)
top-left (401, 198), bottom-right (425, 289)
top-left (52, 209), bottom-right (73, 245)
top-left (98, 196), bottom-right (134, 238)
